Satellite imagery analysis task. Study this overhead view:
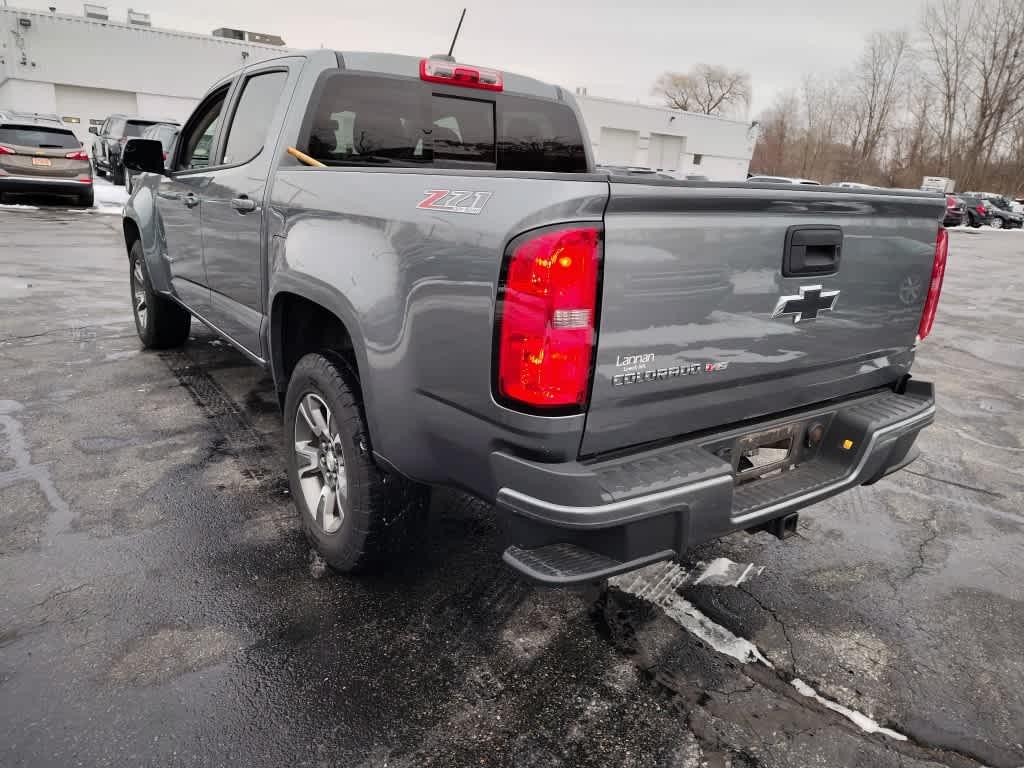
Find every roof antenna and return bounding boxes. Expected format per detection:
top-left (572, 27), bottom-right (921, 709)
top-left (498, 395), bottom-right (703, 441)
top-left (442, 8), bottom-right (466, 61)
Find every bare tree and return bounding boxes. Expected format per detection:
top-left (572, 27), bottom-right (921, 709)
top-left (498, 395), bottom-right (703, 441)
top-left (921, 0), bottom-right (975, 175)
top-left (846, 30), bottom-right (912, 170)
top-left (652, 64), bottom-right (752, 117)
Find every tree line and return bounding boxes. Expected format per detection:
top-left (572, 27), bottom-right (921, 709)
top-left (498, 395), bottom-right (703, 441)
top-left (653, 0), bottom-right (1024, 194)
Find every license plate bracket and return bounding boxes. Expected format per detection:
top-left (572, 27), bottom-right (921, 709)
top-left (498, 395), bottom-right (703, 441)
top-left (732, 423), bottom-right (800, 484)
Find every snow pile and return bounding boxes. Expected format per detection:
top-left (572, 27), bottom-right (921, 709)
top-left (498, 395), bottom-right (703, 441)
top-left (93, 178), bottom-right (129, 215)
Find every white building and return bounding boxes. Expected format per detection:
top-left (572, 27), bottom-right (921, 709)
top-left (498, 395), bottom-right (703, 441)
top-left (0, 5), bottom-right (286, 147)
top-left (575, 93), bottom-right (758, 181)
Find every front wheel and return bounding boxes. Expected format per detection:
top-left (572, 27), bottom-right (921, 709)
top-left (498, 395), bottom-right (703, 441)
top-left (991, 217), bottom-right (1003, 229)
top-left (284, 353), bottom-right (428, 573)
top-left (129, 239), bottom-right (191, 348)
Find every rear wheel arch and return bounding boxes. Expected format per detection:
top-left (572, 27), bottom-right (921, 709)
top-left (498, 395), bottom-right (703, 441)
top-left (270, 291), bottom-right (363, 403)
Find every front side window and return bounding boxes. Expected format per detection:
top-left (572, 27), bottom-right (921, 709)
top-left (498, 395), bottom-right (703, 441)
top-left (431, 95), bottom-right (495, 166)
top-left (177, 88), bottom-right (227, 171)
top-left (222, 71), bottom-right (288, 165)
top-left (304, 74), bottom-right (428, 166)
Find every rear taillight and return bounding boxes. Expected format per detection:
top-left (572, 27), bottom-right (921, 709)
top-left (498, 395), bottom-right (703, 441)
top-left (0, 145), bottom-right (14, 155)
top-left (420, 58), bottom-right (503, 91)
top-left (976, 204), bottom-right (986, 215)
top-left (918, 227), bottom-right (948, 342)
top-left (65, 150), bottom-right (88, 160)
top-left (162, 151), bottom-right (168, 161)
top-left (945, 195), bottom-right (955, 208)
top-left (496, 226), bottom-right (601, 409)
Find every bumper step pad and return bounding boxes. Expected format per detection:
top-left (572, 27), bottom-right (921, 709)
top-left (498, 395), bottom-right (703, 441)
top-left (502, 543), bottom-right (674, 585)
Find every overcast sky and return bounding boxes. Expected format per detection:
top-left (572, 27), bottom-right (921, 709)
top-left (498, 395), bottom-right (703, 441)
top-left (14, 0), bottom-right (927, 115)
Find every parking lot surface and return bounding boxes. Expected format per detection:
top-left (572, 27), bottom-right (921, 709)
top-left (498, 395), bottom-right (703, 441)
top-left (1, 207), bottom-right (1022, 768)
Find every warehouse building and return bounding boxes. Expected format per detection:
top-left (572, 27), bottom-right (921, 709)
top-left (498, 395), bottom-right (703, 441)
top-left (1, 4), bottom-right (756, 178)
top-left (575, 92), bottom-right (758, 181)
top-left (0, 4), bottom-right (286, 147)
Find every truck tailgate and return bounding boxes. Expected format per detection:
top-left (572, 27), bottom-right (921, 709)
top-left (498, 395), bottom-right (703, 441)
top-left (581, 182), bottom-right (945, 456)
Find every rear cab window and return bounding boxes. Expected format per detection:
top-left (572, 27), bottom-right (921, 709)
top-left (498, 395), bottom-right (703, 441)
top-left (125, 120), bottom-right (158, 138)
top-left (300, 71), bottom-right (588, 173)
top-left (0, 125), bottom-right (80, 149)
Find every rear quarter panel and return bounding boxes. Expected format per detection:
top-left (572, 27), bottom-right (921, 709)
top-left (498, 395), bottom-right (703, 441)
top-left (267, 167), bottom-right (608, 495)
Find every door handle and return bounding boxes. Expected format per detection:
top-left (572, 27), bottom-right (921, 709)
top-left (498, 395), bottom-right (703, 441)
top-left (783, 225), bottom-right (842, 276)
top-left (182, 192), bottom-right (199, 208)
top-left (231, 196), bottom-right (257, 213)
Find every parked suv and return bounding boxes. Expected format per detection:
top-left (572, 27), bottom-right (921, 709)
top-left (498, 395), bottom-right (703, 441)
top-left (943, 195), bottom-right (965, 227)
top-left (963, 192), bottom-right (1024, 229)
top-left (125, 122), bottom-right (178, 194)
top-left (90, 115), bottom-right (177, 185)
top-left (960, 195), bottom-right (995, 228)
top-left (0, 111), bottom-right (93, 206)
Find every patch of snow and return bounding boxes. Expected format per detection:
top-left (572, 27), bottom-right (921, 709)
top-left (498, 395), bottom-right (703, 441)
top-left (791, 679), bottom-right (907, 741)
top-left (0, 203), bottom-right (40, 210)
top-left (615, 560), bottom-right (910, 742)
top-left (691, 557), bottom-right (764, 587)
top-left (92, 177), bottom-right (129, 214)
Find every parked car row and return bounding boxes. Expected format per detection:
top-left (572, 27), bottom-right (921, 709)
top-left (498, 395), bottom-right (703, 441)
top-left (90, 114), bottom-right (179, 186)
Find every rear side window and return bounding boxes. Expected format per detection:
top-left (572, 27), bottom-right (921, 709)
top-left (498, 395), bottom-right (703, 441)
top-left (497, 95), bottom-right (587, 173)
top-left (304, 74), bottom-right (428, 166)
top-left (222, 70), bottom-right (289, 165)
top-left (0, 126), bottom-right (79, 149)
top-left (432, 95), bottom-right (495, 166)
top-left (125, 121), bottom-right (157, 138)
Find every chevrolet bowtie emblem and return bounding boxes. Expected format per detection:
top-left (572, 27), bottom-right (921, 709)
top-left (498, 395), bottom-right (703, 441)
top-left (771, 285), bottom-right (839, 323)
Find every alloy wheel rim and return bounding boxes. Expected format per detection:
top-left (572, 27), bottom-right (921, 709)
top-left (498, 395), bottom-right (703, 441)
top-left (132, 260), bottom-right (148, 331)
top-left (293, 392), bottom-right (347, 534)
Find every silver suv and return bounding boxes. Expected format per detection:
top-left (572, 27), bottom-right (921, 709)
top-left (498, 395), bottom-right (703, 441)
top-left (0, 111), bottom-right (93, 206)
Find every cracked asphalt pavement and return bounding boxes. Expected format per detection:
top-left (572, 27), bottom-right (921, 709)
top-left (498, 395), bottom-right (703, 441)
top-left (1, 207), bottom-right (1022, 767)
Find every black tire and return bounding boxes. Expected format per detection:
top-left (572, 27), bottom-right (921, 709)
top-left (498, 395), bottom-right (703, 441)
top-left (95, 166), bottom-right (107, 178)
top-left (284, 353), bottom-right (428, 573)
top-left (129, 239), bottom-right (191, 348)
top-left (112, 163), bottom-right (125, 186)
top-left (77, 188), bottom-right (94, 208)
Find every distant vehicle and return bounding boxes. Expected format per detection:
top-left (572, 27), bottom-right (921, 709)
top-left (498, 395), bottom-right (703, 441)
top-left (0, 110), bottom-right (93, 206)
top-left (959, 194), bottom-right (996, 228)
top-left (943, 195), bottom-right (965, 227)
top-left (963, 191), bottom-right (1022, 215)
top-left (682, 173), bottom-right (710, 181)
top-left (125, 122), bottom-right (179, 194)
top-left (90, 115), bottom-right (179, 185)
top-left (746, 175), bottom-right (821, 185)
top-left (832, 181), bottom-right (874, 189)
top-left (921, 176), bottom-right (955, 194)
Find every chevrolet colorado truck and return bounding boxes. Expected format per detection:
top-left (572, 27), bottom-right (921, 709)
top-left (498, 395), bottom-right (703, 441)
top-left (121, 50), bottom-right (945, 584)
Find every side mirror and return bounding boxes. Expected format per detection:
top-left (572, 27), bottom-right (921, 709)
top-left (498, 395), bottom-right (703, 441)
top-left (88, 126), bottom-right (98, 135)
top-left (123, 138), bottom-right (168, 175)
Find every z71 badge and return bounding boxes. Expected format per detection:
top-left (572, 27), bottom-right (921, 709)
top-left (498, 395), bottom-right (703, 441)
top-left (417, 189), bottom-right (492, 215)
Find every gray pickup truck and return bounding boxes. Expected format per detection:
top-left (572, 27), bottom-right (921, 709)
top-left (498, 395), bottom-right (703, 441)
top-left (121, 50), bottom-right (945, 584)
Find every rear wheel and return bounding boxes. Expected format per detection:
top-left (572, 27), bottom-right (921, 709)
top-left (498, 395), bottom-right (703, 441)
top-left (129, 239), bottom-right (191, 348)
top-left (112, 163), bottom-right (125, 186)
top-left (284, 353), bottom-right (428, 573)
top-left (991, 217), bottom-right (1003, 229)
top-left (77, 188), bottom-right (94, 208)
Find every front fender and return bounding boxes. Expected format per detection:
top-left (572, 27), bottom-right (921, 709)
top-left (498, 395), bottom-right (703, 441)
top-left (123, 179), bottom-right (171, 293)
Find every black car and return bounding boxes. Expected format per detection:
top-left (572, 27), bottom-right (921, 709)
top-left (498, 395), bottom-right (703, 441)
top-left (124, 122), bottom-right (178, 193)
top-left (959, 195), bottom-right (996, 228)
top-left (942, 195), bottom-right (965, 227)
top-left (90, 115), bottom-right (179, 185)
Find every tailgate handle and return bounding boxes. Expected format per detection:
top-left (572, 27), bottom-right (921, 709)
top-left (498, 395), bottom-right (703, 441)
top-left (783, 225), bottom-right (842, 276)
